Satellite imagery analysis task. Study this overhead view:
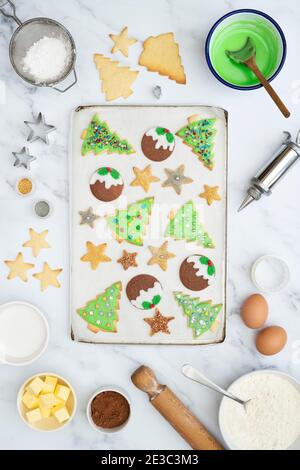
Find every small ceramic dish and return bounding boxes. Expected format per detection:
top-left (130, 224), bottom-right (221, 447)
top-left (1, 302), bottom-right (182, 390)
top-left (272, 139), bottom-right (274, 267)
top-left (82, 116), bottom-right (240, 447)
top-left (86, 385), bottom-right (131, 434)
top-left (17, 373), bottom-right (77, 432)
top-left (0, 301), bottom-right (49, 366)
top-left (219, 369), bottom-right (300, 450)
top-left (33, 199), bottom-right (53, 219)
top-left (205, 9), bottom-right (286, 90)
top-left (251, 254), bottom-right (290, 293)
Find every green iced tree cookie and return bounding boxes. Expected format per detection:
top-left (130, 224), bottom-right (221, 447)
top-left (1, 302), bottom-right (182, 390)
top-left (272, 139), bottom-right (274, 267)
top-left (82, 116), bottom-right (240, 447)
top-left (176, 115), bottom-right (216, 170)
top-left (77, 282), bottom-right (122, 333)
top-left (81, 114), bottom-right (135, 156)
top-left (165, 201), bottom-right (214, 248)
top-left (107, 197), bottom-right (154, 246)
top-left (174, 291), bottom-right (222, 338)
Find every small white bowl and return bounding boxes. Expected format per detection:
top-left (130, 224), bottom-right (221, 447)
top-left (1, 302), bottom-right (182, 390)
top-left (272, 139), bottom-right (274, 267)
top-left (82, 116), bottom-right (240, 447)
top-left (219, 369), bottom-right (300, 450)
top-left (17, 373), bottom-right (77, 432)
top-left (251, 254), bottom-right (290, 293)
top-left (0, 301), bottom-right (49, 366)
top-left (15, 176), bottom-right (36, 197)
top-left (87, 386), bottom-right (131, 434)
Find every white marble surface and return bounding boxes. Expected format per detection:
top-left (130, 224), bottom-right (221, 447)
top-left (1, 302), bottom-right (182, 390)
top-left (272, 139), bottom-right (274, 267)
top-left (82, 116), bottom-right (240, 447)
top-left (0, 0), bottom-right (300, 451)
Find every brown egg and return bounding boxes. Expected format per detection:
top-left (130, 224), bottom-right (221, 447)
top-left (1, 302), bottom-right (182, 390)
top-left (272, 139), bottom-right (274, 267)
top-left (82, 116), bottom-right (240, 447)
top-left (256, 326), bottom-right (287, 356)
top-left (241, 293), bottom-right (268, 329)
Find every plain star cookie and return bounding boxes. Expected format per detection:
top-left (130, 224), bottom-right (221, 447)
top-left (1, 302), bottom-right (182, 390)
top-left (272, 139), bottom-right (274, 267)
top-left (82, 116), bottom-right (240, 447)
top-left (33, 262), bottom-right (62, 291)
top-left (77, 282), bottom-right (122, 333)
top-left (81, 242), bottom-right (111, 270)
top-left (5, 252), bottom-right (34, 282)
top-left (147, 241), bottom-right (175, 271)
top-left (199, 185), bottom-right (221, 206)
top-left (109, 27), bottom-right (137, 57)
top-left (94, 54), bottom-right (139, 101)
top-left (23, 228), bottom-right (51, 257)
top-left (130, 165), bottom-right (160, 193)
top-left (139, 32), bottom-right (186, 84)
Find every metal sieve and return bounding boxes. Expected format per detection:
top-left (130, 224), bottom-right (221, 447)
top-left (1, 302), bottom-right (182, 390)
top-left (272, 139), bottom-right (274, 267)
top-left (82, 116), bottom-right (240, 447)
top-left (0, 0), bottom-right (77, 92)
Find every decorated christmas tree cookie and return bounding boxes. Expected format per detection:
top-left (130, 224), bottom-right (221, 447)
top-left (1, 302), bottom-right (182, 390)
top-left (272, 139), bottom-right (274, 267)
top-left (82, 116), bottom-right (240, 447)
top-left (107, 197), bottom-right (154, 246)
top-left (165, 201), bottom-right (214, 248)
top-left (81, 114), bottom-right (135, 156)
top-left (176, 115), bottom-right (217, 170)
top-left (77, 282), bottom-right (122, 333)
top-left (174, 291), bottom-right (222, 338)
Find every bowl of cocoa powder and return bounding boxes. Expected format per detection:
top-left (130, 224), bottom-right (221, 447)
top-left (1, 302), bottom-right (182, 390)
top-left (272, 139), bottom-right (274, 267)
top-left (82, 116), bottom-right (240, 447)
top-left (87, 387), bottom-right (131, 433)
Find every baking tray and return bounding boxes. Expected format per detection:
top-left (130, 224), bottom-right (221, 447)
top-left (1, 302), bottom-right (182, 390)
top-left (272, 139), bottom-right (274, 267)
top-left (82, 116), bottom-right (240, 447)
top-left (70, 105), bottom-right (228, 344)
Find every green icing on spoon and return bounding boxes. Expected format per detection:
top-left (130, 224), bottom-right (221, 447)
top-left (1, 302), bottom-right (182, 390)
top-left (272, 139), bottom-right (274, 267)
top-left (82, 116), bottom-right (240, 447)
top-left (225, 37), bottom-right (256, 64)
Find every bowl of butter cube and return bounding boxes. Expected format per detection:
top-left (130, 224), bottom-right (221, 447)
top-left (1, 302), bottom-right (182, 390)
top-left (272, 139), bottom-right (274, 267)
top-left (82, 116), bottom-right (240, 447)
top-left (17, 373), bottom-right (76, 431)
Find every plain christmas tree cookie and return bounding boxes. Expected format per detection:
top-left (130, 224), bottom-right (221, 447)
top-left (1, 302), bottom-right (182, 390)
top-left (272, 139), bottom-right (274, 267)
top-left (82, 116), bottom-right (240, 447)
top-left (176, 115), bottom-right (217, 170)
top-left (94, 54), bottom-right (139, 101)
top-left (139, 32), bottom-right (186, 84)
top-left (141, 127), bottom-right (175, 162)
top-left (174, 291), bottom-right (222, 338)
top-left (107, 197), bottom-right (154, 246)
top-left (179, 255), bottom-right (216, 291)
top-left (77, 282), bottom-right (122, 333)
top-left (90, 167), bottom-right (124, 202)
top-left (126, 274), bottom-right (162, 310)
top-left (81, 114), bottom-right (134, 156)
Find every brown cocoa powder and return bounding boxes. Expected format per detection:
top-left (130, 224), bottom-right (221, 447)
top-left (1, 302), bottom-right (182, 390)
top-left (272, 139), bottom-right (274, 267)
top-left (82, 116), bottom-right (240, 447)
top-left (91, 391), bottom-right (130, 429)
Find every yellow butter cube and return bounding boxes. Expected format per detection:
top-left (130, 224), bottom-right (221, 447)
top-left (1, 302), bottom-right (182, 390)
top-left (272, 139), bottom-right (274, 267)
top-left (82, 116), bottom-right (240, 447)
top-left (41, 376), bottom-right (58, 394)
top-left (55, 385), bottom-right (70, 403)
top-left (39, 405), bottom-right (51, 418)
top-left (22, 390), bottom-right (39, 409)
top-left (26, 408), bottom-right (42, 423)
top-left (53, 406), bottom-right (70, 424)
top-left (39, 393), bottom-right (60, 408)
top-left (27, 377), bottom-right (44, 395)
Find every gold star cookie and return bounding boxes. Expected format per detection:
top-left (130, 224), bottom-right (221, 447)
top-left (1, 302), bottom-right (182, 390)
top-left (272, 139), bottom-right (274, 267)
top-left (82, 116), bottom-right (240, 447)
top-left (5, 252), bottom-right (34, 282)
top-left (199, 185), bottom-right (221, 206)
top-left (33, 262), bottom-right (62, 291)
top-left (144, 309), bottom-right (174, 336)
top-left (81, 242), bottom-right (111, 270)
top-left (147, 241), bottom-right (175, 271)
top-left (117, 250), bottom-right (138, 270)
top-left (130, 165), bottom-right (160, 192)
top-left (109, 27), bottom-right (137, 57)
top-left (23, 228), bottom-right (51, 257)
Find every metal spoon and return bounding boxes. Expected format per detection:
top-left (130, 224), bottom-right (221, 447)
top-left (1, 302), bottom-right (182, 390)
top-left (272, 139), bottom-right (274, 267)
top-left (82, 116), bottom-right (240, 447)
top-left (182, 364), bottom-right (250, 409)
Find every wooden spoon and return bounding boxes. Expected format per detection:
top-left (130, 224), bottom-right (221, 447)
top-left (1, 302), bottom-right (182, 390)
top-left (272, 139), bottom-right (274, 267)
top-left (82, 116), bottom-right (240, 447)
top-left (226, 37), bottom-right (290, 118)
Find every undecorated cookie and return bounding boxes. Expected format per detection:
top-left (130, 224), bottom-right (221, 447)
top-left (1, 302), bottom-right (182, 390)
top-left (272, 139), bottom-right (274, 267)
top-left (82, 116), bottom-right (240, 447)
top-left (126, 274), bottom-right (162, 310)
top-left (141, 127), bottom-right (175, 162)
top-left (180, 255), bottom-right (216, 291)
top-left (90, 167), bottom-right (124, 202)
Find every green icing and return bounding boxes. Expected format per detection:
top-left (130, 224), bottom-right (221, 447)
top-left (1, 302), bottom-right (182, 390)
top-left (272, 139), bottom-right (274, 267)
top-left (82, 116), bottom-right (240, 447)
top-left (176, 118), bottom-right (216, 170)
top-left (107, 197), bottom-right (154, 246)
top-left (165, 201), bottom-right (214, 248)
top-left (225, 36), bottom-right (256, 63)
top-left (174, 291), bottom-right (222, 338)
top-left (77, 282), bottom-right (122, 333)
top-left (81, 114), bottom-right (134, 156)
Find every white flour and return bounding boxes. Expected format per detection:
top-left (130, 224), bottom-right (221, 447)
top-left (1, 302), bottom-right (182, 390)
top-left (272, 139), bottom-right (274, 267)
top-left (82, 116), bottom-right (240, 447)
top-left (22, 36), bottom-right (71, 84)
top-left (221, 373), bottom-right (300, 450)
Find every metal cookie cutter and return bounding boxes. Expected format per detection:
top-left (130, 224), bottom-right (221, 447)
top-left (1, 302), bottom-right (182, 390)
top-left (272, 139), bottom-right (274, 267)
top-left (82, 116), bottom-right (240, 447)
top-left (0, 0), bottom-right (77, 93)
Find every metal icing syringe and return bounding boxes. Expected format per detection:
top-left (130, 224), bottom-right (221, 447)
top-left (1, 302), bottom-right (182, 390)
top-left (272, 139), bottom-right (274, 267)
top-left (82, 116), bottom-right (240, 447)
top-left (239, 131), bottom-right (300, 211)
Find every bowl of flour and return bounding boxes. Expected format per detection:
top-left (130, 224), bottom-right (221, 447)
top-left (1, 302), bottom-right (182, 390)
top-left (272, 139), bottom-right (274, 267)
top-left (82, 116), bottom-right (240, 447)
top-left (219, 370), bottom-right (300, 450)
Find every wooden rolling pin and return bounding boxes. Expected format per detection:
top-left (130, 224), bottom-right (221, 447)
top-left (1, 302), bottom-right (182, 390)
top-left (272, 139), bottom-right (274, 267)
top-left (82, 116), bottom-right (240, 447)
top-left (131, 365), bottom-right (223, 451)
